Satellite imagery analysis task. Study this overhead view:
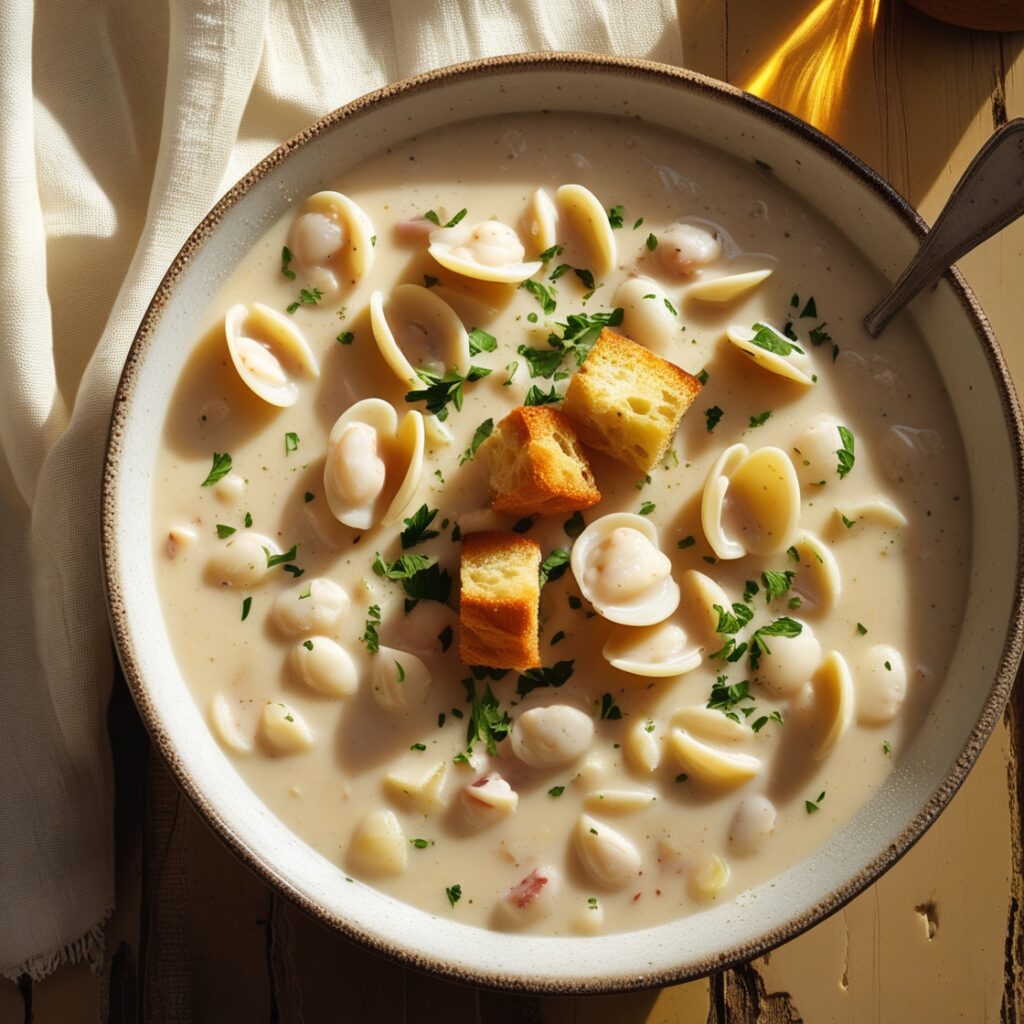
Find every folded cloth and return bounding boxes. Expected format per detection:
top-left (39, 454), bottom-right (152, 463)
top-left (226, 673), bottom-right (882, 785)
top-left (0, 0), bottom-right (682, 981)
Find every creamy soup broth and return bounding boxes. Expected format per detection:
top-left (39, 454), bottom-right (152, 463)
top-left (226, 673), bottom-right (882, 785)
top-left (153, 113), bottom-right (970, 934)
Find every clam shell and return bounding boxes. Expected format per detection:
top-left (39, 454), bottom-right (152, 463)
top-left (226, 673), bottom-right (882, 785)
top-left (813, 650), bottom-right (855, 759)
top-left (688, 268), bottom-right (773, 303)
top-left (259, 701), bottom-right (314, 754)
top-left (324, 399), bottom-right (424, 530)
top-left (671, 705), bottom-right (752, 743)
top-left (727, 322), bottom-right (815, 386)
top-left (834, 497), bottom-right (908, 530)
top-left (556, 183), bottom-right (616, 276)
top-left (584, 789), bottom-right (657, 812)
top-left (701, 444), bottom-right (802, 560)
top-left (570, 512), bottom-right (680, 626)
top-left (288, 190), bottom-right (375, 297)
top-left (428, 220), bottom-right (541, 284)
top-left (668, 728), bottom-right (762, 786)
top-left (853, 644), bottom-right (907, 725)
top-left (224, 302), bottom-right (319, 407)
top-left (789, 530), bottom-right (842, 614)
top-left (602, 619), bottom-right (701, 677)
top-left (209, 693), bottom-right (252, 754)
top-left (524, 187), bottom-right (558, 256)
top-left (370, 284), bottom-right (470, 386)
top-left (575, 815), bottom-right (642, 888)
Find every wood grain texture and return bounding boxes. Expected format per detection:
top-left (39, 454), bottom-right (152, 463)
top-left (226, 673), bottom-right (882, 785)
top-left (5, 4), bottom-right (1024, 1021)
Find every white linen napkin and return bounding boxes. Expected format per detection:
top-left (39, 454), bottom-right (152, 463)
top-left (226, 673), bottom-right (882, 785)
top-left (0, 0), bottom-right (682, 981)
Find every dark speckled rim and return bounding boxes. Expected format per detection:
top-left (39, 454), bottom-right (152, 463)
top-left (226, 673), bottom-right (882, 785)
top-left (101, 51), bottom-right (1024, 995)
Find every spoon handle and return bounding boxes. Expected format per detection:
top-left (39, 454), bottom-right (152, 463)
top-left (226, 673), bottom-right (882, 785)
top-left (864, 118), bottom-right (1024, 337)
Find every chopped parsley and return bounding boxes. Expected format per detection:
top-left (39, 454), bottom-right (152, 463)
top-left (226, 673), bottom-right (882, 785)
top-left (410, 838), bottom-right (430, 848)
top-left (336, 330), bottom-right (354, 345)
top-left (564, 510), bottom-right (585, 539)
top-left (799, 297), bottom-right (818, 318)
top-left (597, 692), bottom-right (622, 720)
top-left (568, 595), bottom-right (582, 610)
top-left (284, 431), bottom-right (299, 454)
top-left (400, 504), bottom-right (440, 549)
top-left (696, 368), bottom-right (709, 386)
top-left (633, 217), bottom-right (644, 229)
top-left (446, 884), bottom-right (462, 907)
top-left (303, 492), bottom-right (315, 503)
top-left (705, 406), bottom-right (724, 432)
top-left (423, 274), bottom-right (440, 289)
top-left (462, 680), bottom-right (511, 755)
top-left (517, 660), bottom-right (575, 697)
top-left (503, 361), bottom-right (519, 386)
top-left (840, 512), bottom-right (856, 529)
top-left (749, 410), bottom-right (772, 429)
top-left (548, 785), bottom-right (565, 797)
top-left (805, 791), bottom-right (826, 814)
top-left (512, 517), bottom-right (534, 534)
top-left (524, 384), bottom-right (563, 407)
top-left (280, 246), bottom-right (296, 280)
top-left (836, 426), bottom-right (855, 479)
top-left (645, 233), bottom-right (658, 251)
top-left (883, 740), bottom-right (892, 755)
top-left (263, 544), bottom-right (298, 569)
top-left (373, 552), bottom-right (452, 611)
top-left (216, 524), bottom-right (236, 539)
top-left (517, 344), bottom-right (564, 379)
top-left (538, 243), bottom-right (564, 263)
top-left (241, 596), bottom-right (252, 621)
top-left (749, 322), bottom-right (804, 356)
top-left (761, 569), bottom-right (796, 602)
top-left (438, 625), bottom-right (453, 652)
top-left (607, 204), bottom-right (625, 228)
top-left (424, 208), bottom-right (467, 228)
top-left (809, 323), bottom-right (832, 348)
top-left (857, 622), bottom-right (868, 635)
top-left (405, 364), bottom-right (491, 420)
top-left (677, 535), bottom-right (695, 550)
top-left (361, 604), bottom-right (381, 654)
top-left (467, 327), bottom-right (497, 355)
top-left (749, 617), bottom-right (803, 670)
top-left (410, 742), bottom-right (426, 752)
top-left (664, 297), bottom-right (678, 317)
top-left (521, 278), bottom-right (558, 314)
top-left (539, 548), bottom-right (571, 588)
top-left (639, 501), bottom-right (656, 516)
top-left (200, 452), bottom-right (232, 487)
top-left (373, 552), bottom-right (432, 580)
top-left (460, 418), bottom-right (494, 464)
top-left (550, 631), bottom-right (566, 646)
top-left (675, 773), bottom-right (689, 783)
top-left (286, 287), bottom-right (322, 314)
top-left (787, 546), bottom-right (800, 562)
top-left (302, 639), bottom-right (314, 651)
top-left (244, 512), bottom-right (253, 528)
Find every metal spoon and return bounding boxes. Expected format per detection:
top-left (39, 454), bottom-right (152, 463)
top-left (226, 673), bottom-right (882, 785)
top-left (865, 117), bottom-right (1024, 337)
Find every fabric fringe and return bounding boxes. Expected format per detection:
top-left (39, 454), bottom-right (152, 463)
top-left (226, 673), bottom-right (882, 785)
top-left (3, 904), bottom-right (113, 983)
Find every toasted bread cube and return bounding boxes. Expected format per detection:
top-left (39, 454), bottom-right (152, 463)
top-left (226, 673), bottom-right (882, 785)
top-left (459, 531), bottom-right (541, 670)
top-left (563, 329), bottom-right (702, 473)
top-left (482, 406), bottom-right (601, 516)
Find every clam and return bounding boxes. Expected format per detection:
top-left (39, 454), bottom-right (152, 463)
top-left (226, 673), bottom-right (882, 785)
top-left (290, 637), bottom-right (358, 699)
top-left (428, 219), bottom-right (541, 284)
top-left (511, 705), bottom-right (594, 768)
top-left (556, 184), bottom-right (616, 276)
top-left (791, 415), bottom-right (845, 486)
top-left (613, 276), bottom-right (679, 351)
top-left (602, 619), bottom-right (701, 678)
top-left (523, 187), bottom-right (558, 256)
top-left (813, 651), bottom-right (855, 759)
top-left (207, 532), bottom-right (280, 588)
top-left (462, 773), bottom-right (519, 827)
top-left (701, 444), bottom-right (802, 560)
top-left (350, 809), bottom-right (407, 876)
top-left (853, 645), bottom-right (907, 725)
top-left (259, 701), bottom-right (313, 754)
top-left (584, 789), bottom-right (657, 813)
top-left (371, 647), bottom-right (430, 715)
top-left (287, 190), bottom-right (375, 298)
top-left (324, 399), bottom-right (424, 530)
top-left (687, 268), bottom-right (773, 303)
top-left (679, 570), bottom-right (734, 640)
top-left (369, 284), bottom-right (470, 387)
top-left (668, 728), bottom-right (761, 786)
top-left (499, 867), bottom-right (562, 926)
top-left (625, 719), bottom-right (663, 774)
top-left (272, 577), bottom-right (350, 637)
top-left (753, 620), bottom-right (822, 698)
top-left (789, 531), bottom-right (842, 614)
top-left (671, 705), bottom-right (752, 742)
top-left (657, 221), bottom-right (722, 276)
top-left (729, 795), bottom-right (777, 855)
top-left (726, 322), bottom-right (815, 386)
top-left (571, 513), bottom-right (679, 626)
top-left (575, 815), bottom-right (642, 888)
top-left (224, 302), bottom-right (319, 407)
top-left (690, 854), bottom-right (731, 900)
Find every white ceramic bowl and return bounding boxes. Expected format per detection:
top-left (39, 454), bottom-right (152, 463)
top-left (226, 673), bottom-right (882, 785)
top-left (101, 53), bottom-right (1024, 993)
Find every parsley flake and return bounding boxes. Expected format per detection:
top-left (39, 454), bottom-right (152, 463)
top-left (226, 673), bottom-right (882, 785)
top-left (200, 452), bottom-right (232, 487)
top-left (460, 418), bottom-right (494, 464)
top-left (705, 406), bottom-right (724, 432)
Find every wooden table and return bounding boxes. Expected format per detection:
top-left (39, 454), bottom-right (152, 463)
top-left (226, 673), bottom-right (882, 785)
top-left (4, 3), bottom-right (1024, 1020)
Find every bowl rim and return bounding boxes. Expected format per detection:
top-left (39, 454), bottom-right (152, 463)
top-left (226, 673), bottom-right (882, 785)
top-left (100, 49), bottom-right (1024, 995)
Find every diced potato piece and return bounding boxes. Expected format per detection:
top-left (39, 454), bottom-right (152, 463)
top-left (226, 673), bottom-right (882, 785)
top-left (350, 809), bottom-right (407, 876)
